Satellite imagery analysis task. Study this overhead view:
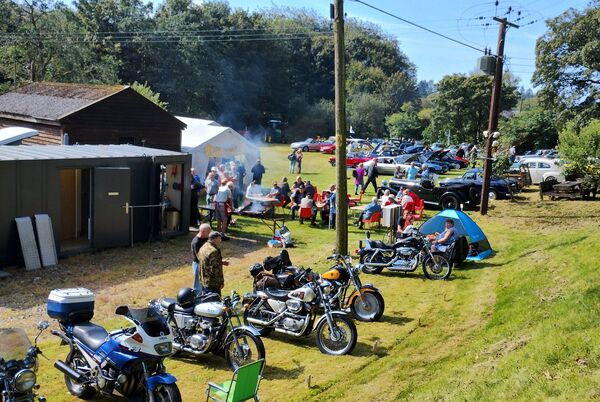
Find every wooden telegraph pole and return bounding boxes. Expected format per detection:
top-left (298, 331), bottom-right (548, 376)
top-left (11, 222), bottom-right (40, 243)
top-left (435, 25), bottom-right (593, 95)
top-left (334, 0), bottom-right (348, 254)
top-left (480, 17), bottom-right (518, 215)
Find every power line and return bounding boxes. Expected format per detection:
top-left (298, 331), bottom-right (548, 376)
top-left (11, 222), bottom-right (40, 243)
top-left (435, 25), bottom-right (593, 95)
top-left (349, 0), bottom-right (487, 53)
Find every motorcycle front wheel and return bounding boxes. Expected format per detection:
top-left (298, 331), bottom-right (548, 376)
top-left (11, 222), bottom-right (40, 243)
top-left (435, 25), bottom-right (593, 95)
top-left (224, 330), bottom-right (266, 371)
top-left (359, 252), bottom-right (384, 274)
top-left (149, 383), bottom-right (182, 402)
top-left (350, 291), bottom-right (385, 322)
top-left (64, 349), bottom-right (96, 399)
top-left (422, 254), bottom-right (452, 280)
top-left (315, 314), bottom-right (357, 355)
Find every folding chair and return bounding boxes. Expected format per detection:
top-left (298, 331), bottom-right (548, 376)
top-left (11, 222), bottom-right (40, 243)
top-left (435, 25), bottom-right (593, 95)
top-left (362, 211), bottom-right (381, 228)
top-left (412, 199), bottom-right (425, 225)
top-left (206, 359), bottom-right (265, 402)
top-left (348, 191), bottom-right (364, 205)
top-left (299, 207), bottom-right (313, 224)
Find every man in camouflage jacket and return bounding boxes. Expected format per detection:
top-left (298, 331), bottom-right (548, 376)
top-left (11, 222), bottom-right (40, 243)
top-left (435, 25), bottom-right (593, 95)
top-left (197, 231), bottom-right (229, 295)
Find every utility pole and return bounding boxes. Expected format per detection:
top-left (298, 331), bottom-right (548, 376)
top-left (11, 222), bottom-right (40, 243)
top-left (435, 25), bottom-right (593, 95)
top-left (480, 17), bottom-right (518, 215)
top-left (333, 0), bottom-right (348, 254)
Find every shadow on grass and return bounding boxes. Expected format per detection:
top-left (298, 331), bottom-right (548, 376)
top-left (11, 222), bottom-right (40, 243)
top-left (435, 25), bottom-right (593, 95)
top-left (263, 361), bottom-right (305, 380)
top-left (376, 271), bottom-right (467, 281)
top-left (379, 313), bottom-right (413, 326)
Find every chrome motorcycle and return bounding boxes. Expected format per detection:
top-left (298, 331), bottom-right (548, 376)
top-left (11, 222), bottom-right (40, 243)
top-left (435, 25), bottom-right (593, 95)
top-left (150, 288), bottom-right (265, 371)
top-left (0, 321), bottom-right (48, 402)
top-left (243, 270), bottom-right (358, 355)
top-left (358, 230), bottom-right (453, 280)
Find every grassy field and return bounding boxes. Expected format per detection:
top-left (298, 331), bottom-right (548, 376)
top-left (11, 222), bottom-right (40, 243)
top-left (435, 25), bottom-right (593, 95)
top-left (1, 144), bottom-right (599, 401)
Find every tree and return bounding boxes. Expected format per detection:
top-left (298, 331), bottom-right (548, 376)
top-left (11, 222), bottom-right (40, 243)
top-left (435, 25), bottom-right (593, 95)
top-left (385, 102), bottom-right (422, 139)
top-left (533, 2), bottom-right (600, 127)
top-left (498, 107), bottom-right (558, 152)
top-left (559, 119), bottom-right (600, 190)
top-left (347, 93), bottom-right (387, 138)
top-left (130, 81), bottom-right (168, 110)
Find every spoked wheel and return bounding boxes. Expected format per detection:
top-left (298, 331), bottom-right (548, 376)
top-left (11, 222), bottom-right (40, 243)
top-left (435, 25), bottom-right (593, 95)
top-left (243, 300), bottom-right (274, 336)
top-left (350, 291), bottom-right (385, 322)
top-left (315, 314), bottom-right (357, 355)
top-left (422, 254), bottom-right (452, 280)
top-left (64, 349), bottom-right (96, 399)
top-left (150, 384), bottom-right (182, 402)
top-left (224, 330), bottom-right (266, 371)
top-left (359, 252), bottom-right (384, 274)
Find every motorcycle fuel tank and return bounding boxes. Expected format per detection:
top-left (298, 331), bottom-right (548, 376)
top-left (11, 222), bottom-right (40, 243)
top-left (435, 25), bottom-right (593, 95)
top-left (194, 302), bottom-right (224, 317)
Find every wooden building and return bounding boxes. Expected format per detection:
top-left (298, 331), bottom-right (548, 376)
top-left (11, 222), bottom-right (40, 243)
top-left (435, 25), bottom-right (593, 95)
top-left (0, 82), bottom-right (184, 151)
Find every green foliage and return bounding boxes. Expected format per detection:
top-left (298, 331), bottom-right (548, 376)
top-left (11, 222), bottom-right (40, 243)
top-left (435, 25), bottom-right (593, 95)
top-left (559, 119), bottom-right (600, 188)
top-left (130, 81), bottom-right (168, 110)
top-left (429, 73), bottom-right (519, 144)
top-left (347, 92), bottom-right (387, 137)
top-left (385, 102), bottom-right (422, 139)
top-left (533, 3), bottom-right (600, 127)
top-left (498, 107), bottom-right (558, 152)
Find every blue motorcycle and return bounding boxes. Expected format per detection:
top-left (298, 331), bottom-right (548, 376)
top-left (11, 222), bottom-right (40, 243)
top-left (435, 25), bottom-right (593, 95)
top-left (48, 288), bottom-right (180, 401)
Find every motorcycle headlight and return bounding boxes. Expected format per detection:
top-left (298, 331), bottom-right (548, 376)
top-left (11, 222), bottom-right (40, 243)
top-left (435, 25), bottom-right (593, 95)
top-left (321, 282), bottom-right (333, 295)
top-left (154, 342), bottom-right (173, 356)
top-left (14, 369), bottom-right (36, 392)
top-left (231, 301), bottom-right (246, 316)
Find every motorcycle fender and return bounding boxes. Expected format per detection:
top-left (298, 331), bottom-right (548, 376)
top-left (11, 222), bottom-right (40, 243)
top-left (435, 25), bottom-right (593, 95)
top-left (315, 311), bottom-right (351, 328)
top-left (346, 286), bottom-right (380, 307)
top-left (229, 325), bottom-right (262, 338)
top-left (146, 373), bottom-right (177, 391)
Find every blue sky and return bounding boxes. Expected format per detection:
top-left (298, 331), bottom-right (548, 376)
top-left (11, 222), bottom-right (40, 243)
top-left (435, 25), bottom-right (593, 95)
top-left (225, 0), bottom-right (590, 90)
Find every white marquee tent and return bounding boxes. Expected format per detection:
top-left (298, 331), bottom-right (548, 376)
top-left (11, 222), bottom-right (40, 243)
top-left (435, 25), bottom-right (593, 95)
top-left (177, 116), bottom-right (260, 184)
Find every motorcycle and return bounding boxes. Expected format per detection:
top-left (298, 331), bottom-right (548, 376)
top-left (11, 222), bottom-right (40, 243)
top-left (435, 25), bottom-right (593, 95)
top-left (243, 269), bottom-right (358, 355)
top-left (0, 321), bottom-right (49, 402)
top-left (150, 288), bottom-right (265, 371)
top-left (357, 230), bottom-right (453, 280)
top-left (321, 254), bottom-right (385, 322)
top-left (48, 288), bottom-right (181, 401)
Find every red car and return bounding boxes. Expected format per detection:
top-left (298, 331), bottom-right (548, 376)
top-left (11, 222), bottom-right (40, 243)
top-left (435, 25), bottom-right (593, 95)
top-left (320, 143), bottom-right (336, 154)
top-left (328, 153), bottom-right (374, 167)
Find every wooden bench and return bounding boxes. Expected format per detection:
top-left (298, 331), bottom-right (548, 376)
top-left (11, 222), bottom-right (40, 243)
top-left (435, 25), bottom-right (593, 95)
top-left (539, 179), bottom-right (558, 200)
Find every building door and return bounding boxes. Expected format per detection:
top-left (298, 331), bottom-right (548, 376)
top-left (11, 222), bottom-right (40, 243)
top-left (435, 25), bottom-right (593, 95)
top-left (93, 167), bottom-right (130, 248)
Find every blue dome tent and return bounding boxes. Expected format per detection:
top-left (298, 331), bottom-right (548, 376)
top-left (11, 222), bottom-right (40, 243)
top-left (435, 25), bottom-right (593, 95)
top-left (418, 210), bottom-right (493, 261)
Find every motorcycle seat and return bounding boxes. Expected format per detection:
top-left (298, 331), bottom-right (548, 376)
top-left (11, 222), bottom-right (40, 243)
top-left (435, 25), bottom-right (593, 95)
top-left (394, 238), bottom-right (415, 246)
top-left (160, 298), bottom-right (177, 310)
top-left (264, 287), bottom-right (290, 301)
top-left (370, 240), bottom-right (394, 250)
top-left (72, 322), bottom-right (109, 351)
top-left (174, 304), bottom-right (195, 314)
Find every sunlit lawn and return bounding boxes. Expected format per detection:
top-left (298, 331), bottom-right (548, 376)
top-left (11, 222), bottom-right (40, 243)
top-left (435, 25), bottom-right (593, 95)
top-left (1, 145), bottom-right (599, 401)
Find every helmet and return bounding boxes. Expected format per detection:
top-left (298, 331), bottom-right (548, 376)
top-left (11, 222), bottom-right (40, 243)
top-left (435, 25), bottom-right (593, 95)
top-left (177, 287), bottom-right (196, 307)
top-left (249, 263), bottom-right (264, 278)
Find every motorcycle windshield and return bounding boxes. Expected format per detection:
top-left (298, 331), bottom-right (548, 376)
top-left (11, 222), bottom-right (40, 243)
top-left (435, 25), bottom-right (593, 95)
top-left (0, 328), bottom-right (31, 361)
top-left (128, 307), bottom-right (170, 337)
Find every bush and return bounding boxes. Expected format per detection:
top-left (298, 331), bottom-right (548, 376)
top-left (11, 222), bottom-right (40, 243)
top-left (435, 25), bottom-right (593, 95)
top-left (559, 119), bottom-right (600, 191)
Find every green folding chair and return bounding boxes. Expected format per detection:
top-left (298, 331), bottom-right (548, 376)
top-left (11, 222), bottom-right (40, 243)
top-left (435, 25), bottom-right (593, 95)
top-left (206, 359), bottom-right (265, 402)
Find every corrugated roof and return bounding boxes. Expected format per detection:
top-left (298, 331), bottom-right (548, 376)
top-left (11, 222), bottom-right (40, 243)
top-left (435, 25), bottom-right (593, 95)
top-left (0, 144), bottom-right (187, 161)
top-left (0, 82), bottom-right (127, 121)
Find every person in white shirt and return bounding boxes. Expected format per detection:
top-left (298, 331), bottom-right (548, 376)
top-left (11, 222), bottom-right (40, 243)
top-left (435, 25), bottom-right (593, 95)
top-left (299, 193), bottom-right (316, 225)
top-left (380, 189), bottom-right (391, 205)
top-left (245, 180), bottom-right (263, 198)
top-left (214, 180), bottom-right (233, 234)
top-left (400, 189), bottom-right (414, 209)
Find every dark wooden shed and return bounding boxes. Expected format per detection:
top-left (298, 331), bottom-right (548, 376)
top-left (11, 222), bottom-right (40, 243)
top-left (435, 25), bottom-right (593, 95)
top-left (0, 144), bottom-right (191, 267)
top-left (0, 82), bottom-right (184, 151)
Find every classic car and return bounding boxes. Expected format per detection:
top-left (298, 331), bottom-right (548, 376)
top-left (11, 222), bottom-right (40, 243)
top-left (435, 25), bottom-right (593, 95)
top-left (290, 137), bottom-right (333, 152)
top-left (516, 157), bottom-right (564, 184)
top-left (328, 152), bottom-right (374, 167)
top-left (439, 168), bottom-right (519, 199)
top-left (378, 178), bottom-right (477, 210)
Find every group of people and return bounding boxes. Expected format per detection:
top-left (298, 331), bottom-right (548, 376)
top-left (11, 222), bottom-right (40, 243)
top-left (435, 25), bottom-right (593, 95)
top-left (354, 186), bottom-right (422, 232)
top-left (352, 161), bottom-right (379, 195)
top-left (191, 224), bottom-right (229, 296)
top-left (287, 148), bottom-right (304, 174)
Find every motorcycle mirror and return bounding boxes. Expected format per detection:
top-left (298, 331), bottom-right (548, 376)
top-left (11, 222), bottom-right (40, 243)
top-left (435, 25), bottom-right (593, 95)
top-left (37, 320), bottom-right (49, 331)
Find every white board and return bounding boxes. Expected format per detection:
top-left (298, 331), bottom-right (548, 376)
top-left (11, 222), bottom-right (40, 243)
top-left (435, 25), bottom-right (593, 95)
top-left (34, 214), bottom-right (58, 267)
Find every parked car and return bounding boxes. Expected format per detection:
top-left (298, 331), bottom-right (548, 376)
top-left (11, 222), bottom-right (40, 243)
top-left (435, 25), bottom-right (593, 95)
top-left (378, 178), bottom-right (476, 210)
top-left (425, 150), bottom-right (469, 168)
top-left (431, 142), bottom-right (445, 151)
top-left (320, 143), bottom-right (336, 154)
top-left (404, 145), bottom-right (425, 154)
top-left (290, 138), bottom-right (333, 152)
top-left (518, 157), bottom-right (564, 184)
top-left (328, 152), bottom-right (374, 167)
top-left (439, 168), bottom-right (519, 200)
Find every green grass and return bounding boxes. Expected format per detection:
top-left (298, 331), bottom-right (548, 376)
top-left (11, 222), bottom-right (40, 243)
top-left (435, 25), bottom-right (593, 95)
top-left (1, 145), bottom-right (599, 401)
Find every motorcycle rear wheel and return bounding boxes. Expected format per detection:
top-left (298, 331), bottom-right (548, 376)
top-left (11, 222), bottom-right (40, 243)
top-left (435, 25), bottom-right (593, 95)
top-left (64, 349), bottom-right (96, 399)
top-left (243, 300), bottom-right (274, 336)
top-left (350, 291), bottom-right (385, 322)
top-left (315, 314), bottom-right (357, 355)
top-left (359, 252), bottom-right (384, 274)
top-left (422, 254), bottom-right (452, 280)
top-left (224, 331), bottom-right (266, 371)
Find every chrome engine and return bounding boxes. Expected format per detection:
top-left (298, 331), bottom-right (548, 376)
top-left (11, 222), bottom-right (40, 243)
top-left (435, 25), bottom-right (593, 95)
top-left (281, 316), bottom-right (307, 332)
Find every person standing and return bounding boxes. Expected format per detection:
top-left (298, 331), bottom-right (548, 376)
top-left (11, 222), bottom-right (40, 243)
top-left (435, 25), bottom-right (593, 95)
top-left (234, 160), bottom-right (246, 208)
top-left (469, 145), bottom-right (478, 168)
top-left (288, 150), bottom-right (297, 173)
top-left (190, 168), bottom-right (203, 228)
top-left (509, 145), bottom-right (516, 163)
top-left (405, 162), bottom-right (419, 180)
top-left (251, 159), bottom-right (266, 185)
top-left (354, 163), bottom-right (365, 195)
top-left (214, 179), bottom-right (233, 236)
top-left (191, 224), bottom-right (211, 293)
top-left (420, 164), bottom-right (431, 181)
top-left (362, 159), bottom-right (379, 193)
top-left (289, 186), bottom-right (304, 220)
top-left (295, 149), bottom-right (304, 174)
top-left (197, 231), bottom-right (229, 296)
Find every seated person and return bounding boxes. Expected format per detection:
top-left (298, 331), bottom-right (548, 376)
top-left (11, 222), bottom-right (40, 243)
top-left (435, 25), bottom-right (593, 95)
top-left (383, 193), bottom-right (397, 206)
top-left (400, 189), bottom-right (415, 212)
top-left (292, 175), bottom-right (305, 190)
top-left (290, 186), bottom-right (305, 220)
top-left (268, 181), bottom-right (284, 203)
top-left (468, 242), bottom-right (480, 257)
top-left (355, 197), bottom-right (382, 229)
top-left (304, 180), bottom-right (315, 199)
top-left (427, 218), bottom-right (458, 252)
top-left (299, 193), bottom-right (316, 225)
top-left (380, 189), bottom-right (391, 205)
top-left (420, 164), bottom-right (432, 181)
top-left (394, 165), bottom-right (405, 179)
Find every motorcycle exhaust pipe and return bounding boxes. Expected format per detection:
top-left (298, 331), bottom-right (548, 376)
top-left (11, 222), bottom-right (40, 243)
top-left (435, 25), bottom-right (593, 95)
top-left (54, 360), bottom-right (84, 382)
top-left (246, 311), bottom-right (286, 327)
top-left (273, 327), bottom-right (303, 337)
top-left (172, 342), bottom-right (206, 356)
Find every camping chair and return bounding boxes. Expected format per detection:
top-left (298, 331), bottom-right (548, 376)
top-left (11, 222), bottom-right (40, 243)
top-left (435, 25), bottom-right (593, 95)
top-left (206, 359), bottom-right (264, 402)
top-left (412, 200), bottom-right (425, 225)
top-left (348, 191), bottom-right (364, 205)
top-left (362, 211), bottom-right (381, 228)
top-left (299, 207), bottom-right (313, 224)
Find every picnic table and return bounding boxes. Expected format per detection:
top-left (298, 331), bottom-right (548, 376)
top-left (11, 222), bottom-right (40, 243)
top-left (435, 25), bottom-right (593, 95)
top-left (540, 179), bottom-right (585, 200)
top-left (553, 181), bottom-right (583, 194)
